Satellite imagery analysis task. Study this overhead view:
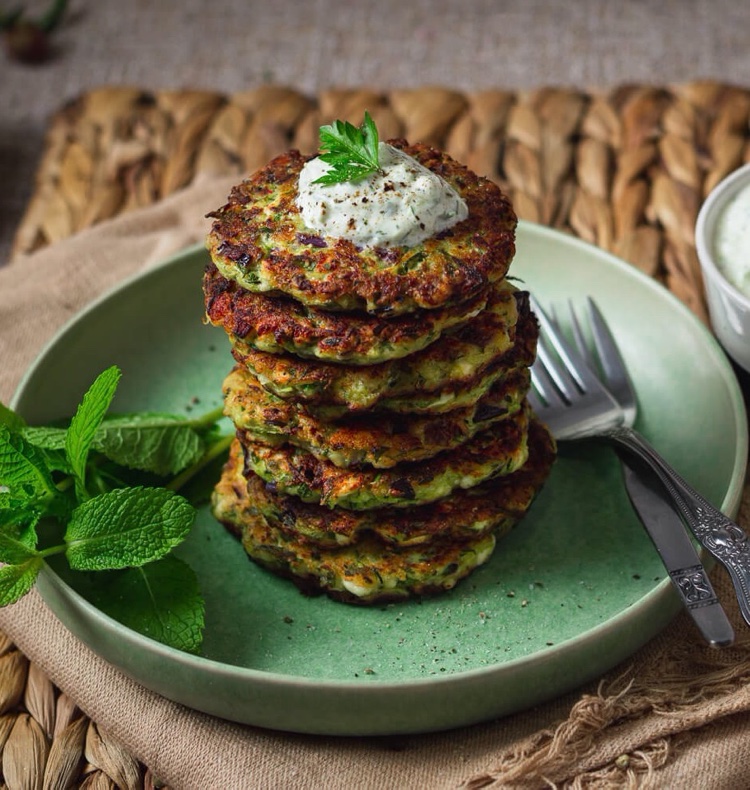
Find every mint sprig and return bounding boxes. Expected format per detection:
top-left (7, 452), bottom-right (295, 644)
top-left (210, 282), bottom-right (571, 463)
top-left (66, 366), bottom-right (120, 501)
top-left (87, 556), bottom-right (204, 655)
top-left (313, 111), bottom-right (381, 185)
top-left (0, 366), bottom-right (232, 654)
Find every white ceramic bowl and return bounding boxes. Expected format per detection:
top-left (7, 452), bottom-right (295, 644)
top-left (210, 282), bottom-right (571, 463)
top-left (696, 162), bottom-right (750, 372)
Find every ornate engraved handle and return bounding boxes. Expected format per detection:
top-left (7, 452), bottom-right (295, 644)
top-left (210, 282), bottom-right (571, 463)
top-left (605, 425), bottom-right (750, 626)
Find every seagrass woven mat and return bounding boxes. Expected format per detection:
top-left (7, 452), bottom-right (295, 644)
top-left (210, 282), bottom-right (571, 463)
top-left (13, 80), bottom-right (750, 322)
top-left (4, 81), bottom-right (750, 788)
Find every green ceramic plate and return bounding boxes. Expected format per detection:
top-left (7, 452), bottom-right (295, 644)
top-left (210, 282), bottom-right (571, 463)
top-left (12, 222), bottom-right (747, 736)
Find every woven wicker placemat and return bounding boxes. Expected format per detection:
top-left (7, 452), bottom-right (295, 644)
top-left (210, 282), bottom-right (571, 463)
top-left (12, 80), bottom-right (750, 321)
top-left (4, 81), bottom-right (750, 788)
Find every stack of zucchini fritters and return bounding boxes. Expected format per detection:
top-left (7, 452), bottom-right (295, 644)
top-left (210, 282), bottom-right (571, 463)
top-left (203, 139), bottom-right (556, 605)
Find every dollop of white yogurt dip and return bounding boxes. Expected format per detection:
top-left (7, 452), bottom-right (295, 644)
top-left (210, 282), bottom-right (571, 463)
top-left (295, 143), bottom-right (469, 248)
top-left (715, 182), bottom-right (750, 296)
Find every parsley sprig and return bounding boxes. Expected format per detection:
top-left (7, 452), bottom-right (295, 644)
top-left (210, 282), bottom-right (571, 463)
top-left (0, 366), bottom-right (232, 654)
top-left (313, 111), bottom-right (382, 185)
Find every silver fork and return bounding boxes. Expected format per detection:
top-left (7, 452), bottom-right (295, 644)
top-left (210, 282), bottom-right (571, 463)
top-left (529, 295), bottom-right (750, 629)
top-left (558, 299), bottom-right (734, 646)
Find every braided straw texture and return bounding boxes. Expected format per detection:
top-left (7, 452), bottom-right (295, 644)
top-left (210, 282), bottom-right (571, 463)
top-left (0, 632), bottom-right (168, 789)
top-left (12, 81), bottom-right (750, 323)
top-left (4, 81), bottom-right (750, 787)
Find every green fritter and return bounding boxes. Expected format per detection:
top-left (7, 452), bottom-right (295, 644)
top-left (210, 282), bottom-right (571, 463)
top-left (203, 262), bottom-right (488, 365)
top-left (223, 363), bottom-right (530, 469)
top-left (236, 403), bottom-right (532, 511)
top-left (213, 491), bottom-right (498, 605)
top-left (215, 417), bottom-right (555, 548)
top-left (230, 286), bottom-right (531, 416)
top-left (205, 140), bottom-right (517, 315)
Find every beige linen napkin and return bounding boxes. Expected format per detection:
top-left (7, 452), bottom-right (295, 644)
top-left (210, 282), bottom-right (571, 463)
top-left (3, 177), bottom-right (750, 789)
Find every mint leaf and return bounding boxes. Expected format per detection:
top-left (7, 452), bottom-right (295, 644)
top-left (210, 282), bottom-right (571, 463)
top-left (25, 415), bottom-right (207, 478)
top-left (0, 526), bottom-right (39, 564)
top-left (94, 413), bottom-right (206, 476)
top-left (65, 366), bottom-right (121, 500)
top-left (0, 402), bottom-right (25, 433)
top-left (20, 427), bottom-right (72, 475)
top-left (313, 111), bottom-right (381, 185)
top-left (0, 484), bottom-right (19, 512)
top-left (0, 426), bottom-right (58, 504)
top-left (26, 413), bottom-right (210, 478)
top-left (22, 426), bottom-right (67, 450)
top-left (0, 557), bottom-right (43, 606)
top-left (86, 556), bottom-right (204, 654)
top-left (65, 486), bottom-right (194, 570)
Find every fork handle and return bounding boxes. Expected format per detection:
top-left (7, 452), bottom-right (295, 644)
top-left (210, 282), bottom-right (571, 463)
top-left (605, 425), bottom-right (750, 626)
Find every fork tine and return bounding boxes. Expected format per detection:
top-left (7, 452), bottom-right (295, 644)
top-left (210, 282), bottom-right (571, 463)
top-left (530, 350), bottom-right (568, 406)
top-left (585, 297), bottom-right (638, 411)
top-left (540, 297), bottom-right (634, 410)
top-left (529, 296), bottom-right (604, 394)
top-left (534, 332), bottom-right (580, 401)
top-left (566, 302), bottom-right (598, 373)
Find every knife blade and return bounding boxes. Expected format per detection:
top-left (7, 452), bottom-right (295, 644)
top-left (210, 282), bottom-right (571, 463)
top-left (621, 456), bottom-right (735, 647)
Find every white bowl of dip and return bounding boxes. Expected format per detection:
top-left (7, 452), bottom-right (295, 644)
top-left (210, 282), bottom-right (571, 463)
top-left (696, 162), bottom-right (750, 373)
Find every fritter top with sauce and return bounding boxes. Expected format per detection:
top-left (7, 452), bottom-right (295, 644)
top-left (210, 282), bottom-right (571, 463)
top-left (206, 140), bottom-right (517, 315)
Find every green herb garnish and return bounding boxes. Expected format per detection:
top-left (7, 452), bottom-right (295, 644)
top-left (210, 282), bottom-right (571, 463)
top-left (313, 111), bottom-right (382, 185)
top-left (0, 366), bottom-right (232, 654)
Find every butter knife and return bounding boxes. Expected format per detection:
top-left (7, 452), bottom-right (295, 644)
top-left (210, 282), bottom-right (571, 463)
top-left (621, 455), bottom-right (735, 647)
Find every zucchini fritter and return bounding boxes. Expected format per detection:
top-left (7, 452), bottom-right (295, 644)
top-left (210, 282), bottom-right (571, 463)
top-left (223, 363), bottom-right (530, 469)
top-left (214, 418), bottom-right (555, 548)
top-left (206, 141), bottom-right (517, 315)
top-left (203, 262), bottom-right (488, 364)
top-left (237, 403), bottom-right (532, 510)
top-left (229, 287), bottom-right (532, 415)
top-left (214, 492), bottom-right (498, 604)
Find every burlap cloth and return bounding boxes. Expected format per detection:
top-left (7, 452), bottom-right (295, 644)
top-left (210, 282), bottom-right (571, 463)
top-left (3, 165), bottom-right (750, 788)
